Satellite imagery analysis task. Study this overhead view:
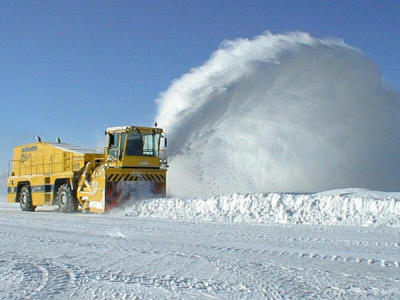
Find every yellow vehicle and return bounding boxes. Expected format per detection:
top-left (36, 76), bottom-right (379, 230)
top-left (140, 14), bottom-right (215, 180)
top-left (7, 125), bottom-right (168, 213)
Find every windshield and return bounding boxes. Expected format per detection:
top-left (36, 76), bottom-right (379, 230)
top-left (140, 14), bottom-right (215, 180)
top-left (126, 132), bottom-right (160, 156)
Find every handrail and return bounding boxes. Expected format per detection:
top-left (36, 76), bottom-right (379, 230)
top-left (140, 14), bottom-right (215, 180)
top-left (8, 154), bottom-right (86, 176)
top-left (8, 147), bottom-right (167, 177)
top-left (93, 147), bottom-right (106, 154)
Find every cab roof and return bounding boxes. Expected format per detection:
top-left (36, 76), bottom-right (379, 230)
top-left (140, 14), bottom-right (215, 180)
top-left (106, 126), bottom-right (163, 134)
top-left (47, 142), bottom-right (95, 154)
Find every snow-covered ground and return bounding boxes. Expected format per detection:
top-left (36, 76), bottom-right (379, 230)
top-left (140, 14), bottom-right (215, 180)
top-left (1, 190), bottom-right (400, 299)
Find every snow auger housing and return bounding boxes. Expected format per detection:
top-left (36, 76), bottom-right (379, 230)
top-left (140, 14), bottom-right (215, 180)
top-left (7, 125), bottom-right (168, 213)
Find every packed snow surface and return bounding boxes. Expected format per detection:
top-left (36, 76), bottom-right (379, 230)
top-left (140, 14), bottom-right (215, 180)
top-left (1, 194), bottom-right (400, 299)
top-left (156, 32), bottom-right (400, 197)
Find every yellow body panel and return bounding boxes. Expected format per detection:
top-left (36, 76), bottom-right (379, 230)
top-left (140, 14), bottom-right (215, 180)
top-left (120, 155), bottom-right (160, 168)
top-left (8, 172), bottom-right (74, 206)
top-left (10, 142), bottom-right (89, 176)
top-left (8, 142), bottom-right (103, 205)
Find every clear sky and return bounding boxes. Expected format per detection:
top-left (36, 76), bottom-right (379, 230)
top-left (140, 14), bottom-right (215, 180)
top-left (0, 0), bottom-right (399, 174)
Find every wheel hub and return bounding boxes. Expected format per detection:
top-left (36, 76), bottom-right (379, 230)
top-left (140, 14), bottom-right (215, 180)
top-left (21, 194), bottom-right (26, 205)
top-left (60, 192), bottom-right (67, 206)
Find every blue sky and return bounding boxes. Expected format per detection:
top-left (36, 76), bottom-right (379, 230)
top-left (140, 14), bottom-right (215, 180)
top-left (0, 0), bottom-right (399, 174)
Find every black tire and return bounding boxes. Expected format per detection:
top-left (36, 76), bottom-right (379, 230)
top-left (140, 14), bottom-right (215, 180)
top-left (56, 183), bottom-right (77, 213)
top-left (19, 186), bottom-right (35, 212)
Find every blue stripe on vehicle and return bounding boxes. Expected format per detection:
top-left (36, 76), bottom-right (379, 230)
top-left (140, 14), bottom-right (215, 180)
top-left (31, 185), bottom-right (54, 193)
top-left (8, 185), bottom-right (54, 194)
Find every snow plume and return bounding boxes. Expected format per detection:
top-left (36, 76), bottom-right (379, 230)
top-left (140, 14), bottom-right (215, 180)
top-left (156, 32), bottom-right (400, 197)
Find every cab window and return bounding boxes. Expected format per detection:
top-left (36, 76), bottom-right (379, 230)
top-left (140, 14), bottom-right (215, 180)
top-left (126, 132), bottom-right (143, 156)
top-left (108, 133), bottom-right (120, 158)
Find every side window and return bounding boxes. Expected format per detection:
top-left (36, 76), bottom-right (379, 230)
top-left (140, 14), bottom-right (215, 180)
top-left (143, 135), bottom-right (155, 156)
top-left (108, 133), bottom-right (120, 158)
top-left (119, 133), bottom-right (126, 159)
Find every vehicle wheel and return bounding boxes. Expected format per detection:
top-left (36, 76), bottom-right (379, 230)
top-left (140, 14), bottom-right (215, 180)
top-left (19, 186), bottom-right (35, 212)
top-left (56, 183), bottom-right (77, 213)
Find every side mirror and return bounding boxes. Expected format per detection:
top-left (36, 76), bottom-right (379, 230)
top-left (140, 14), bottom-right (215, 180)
top-left (164, 138), bottom-right (167, 148)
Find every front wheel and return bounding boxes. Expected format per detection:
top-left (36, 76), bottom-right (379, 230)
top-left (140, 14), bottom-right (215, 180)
top-left (19, 186), bottom-right (35, 212)
top-left (56, 183), bottom-right (77, 213)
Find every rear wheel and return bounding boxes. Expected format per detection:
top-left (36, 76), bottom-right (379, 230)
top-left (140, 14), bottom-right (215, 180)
top-left (19, 186), bottom-right (35, 212)
top-left (56, 183), bottom-right (77, 213)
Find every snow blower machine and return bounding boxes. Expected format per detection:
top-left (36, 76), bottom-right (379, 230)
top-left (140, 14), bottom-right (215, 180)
top-left (7, 125), bottom-right (168, 213)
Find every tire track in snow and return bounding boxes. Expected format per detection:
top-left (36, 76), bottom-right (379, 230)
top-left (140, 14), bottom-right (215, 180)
top-left (2, 226), bottom-right (400, 271)
top-left (204, 256), bottom-right (400, 298)
top-left (0, 257), bottom-right (74, 299)
top-left (0, 241), bottom-right (249, 297)
top-left (99, 220), bottom-right (400, 249)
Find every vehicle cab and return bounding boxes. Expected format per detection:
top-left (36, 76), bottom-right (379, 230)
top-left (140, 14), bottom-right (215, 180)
top-left (105, 126), bottom-right (167, 169)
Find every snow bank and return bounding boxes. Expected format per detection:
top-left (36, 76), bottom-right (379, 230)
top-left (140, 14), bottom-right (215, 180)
top-left (122, 190), bottom-right (400, 227)
top-left (156, 31), bottom-right (400, 197)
